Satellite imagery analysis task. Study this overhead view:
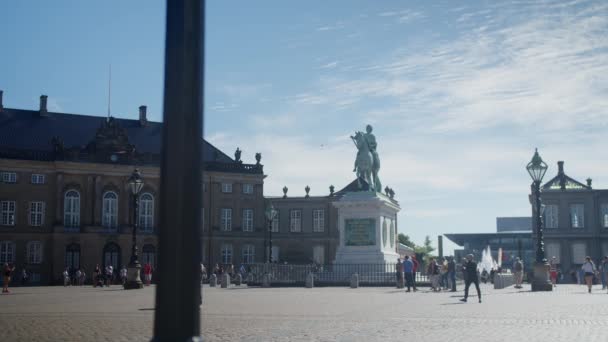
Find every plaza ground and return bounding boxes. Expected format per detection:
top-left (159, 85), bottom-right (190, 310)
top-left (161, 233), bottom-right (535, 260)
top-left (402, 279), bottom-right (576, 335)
top-left (1, 284), bottom-right (608, 341)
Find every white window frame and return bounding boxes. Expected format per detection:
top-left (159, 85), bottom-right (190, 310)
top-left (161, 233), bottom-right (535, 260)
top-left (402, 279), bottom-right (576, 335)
top-left (290, 209), bottom-right (302, 232)
top-left (570, 204), bottom-right (584, 228)
top-left (313, 209), bottom-right (325, 232)
top-left (138, 193), bottom-right (154, 232)
top-left (27, 241), bottom-right (43, 264)
top-left (221, 208), bottom-right (232, 231)
top-left (221, 183), bottom-right (233, 193)
top-left (571, 242), bottom-right (587, 264)
top-left (242, 209), bottom-right (254, 232)
top-left (601, 203), bottom-right (608, 228)
top-left (29, 201), bottom-right (45, 226)
top-left (221, 244), bottom-right (233, 264)
top-left (545, 242), bottom-right (561, 264)
top-left (269, 209), bottom-right (279, 233)
top-left (64, 190), bottom-right (80, 228)
top-left (1, 201), bottom-right (16, 226)
top-left (243, 183), bottom-right (254, 194)
top-left (2, 172), bottom-right (17, 183)
top-left (242, 244), bottom-right (255, 263)
top-left (544, 204), bottom-right (558, 229)
top-left (102, 191), bottom-right (118, 229)
top-left (31, 174), bottom-right (45, 184)
top-left (0, 241), bottom-right (15, 264)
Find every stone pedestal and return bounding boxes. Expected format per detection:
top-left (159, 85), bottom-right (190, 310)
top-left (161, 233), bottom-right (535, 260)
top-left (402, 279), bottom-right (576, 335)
top-left (531, 262), bottom-right (552, 291)
top-left (221, 273), bottom-right (230, 288)
top-left (306, 273), bottom-right (314, 288)
top-left (234, 274), bottom-right (242, 286)
top-left (350, 273), bottom-right (359, 288)
top-left (123, 261), bottom-right (144, 290)
top-left (209, 274), bottom-right (217, 287)
top-left (333, 191), bottom-right (400, 264)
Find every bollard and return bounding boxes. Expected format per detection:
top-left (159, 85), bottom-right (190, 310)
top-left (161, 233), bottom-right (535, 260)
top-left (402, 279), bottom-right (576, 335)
top-left (235, 274), bottom-right (242, 286)
top-left (209, 274), bottom-right (217, 287)
top-left (350, 273), bottom-right (359, 288)
top-left (262, 273), bottom-right (271, 288)
top-left (306, 273), bottom-right (314, 288)
top-left (221, 273), bottom-right (230, 288)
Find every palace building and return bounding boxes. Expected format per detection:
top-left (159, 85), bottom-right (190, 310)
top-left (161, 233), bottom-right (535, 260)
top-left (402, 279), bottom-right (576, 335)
top-left (0, 91), bottom-right (265, 284)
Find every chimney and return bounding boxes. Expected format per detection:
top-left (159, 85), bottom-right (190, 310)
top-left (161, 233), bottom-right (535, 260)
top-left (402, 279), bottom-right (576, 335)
top-left (39, 95), bottom-right (48, 116)
top-left (0, 90), bottom-right (3, 112)
top-left (587, 178), bottom-right (592, 188)
top-left (557, 161), bottom-right (564, 175)
top-left (139, 105), bottom-right (147, 126)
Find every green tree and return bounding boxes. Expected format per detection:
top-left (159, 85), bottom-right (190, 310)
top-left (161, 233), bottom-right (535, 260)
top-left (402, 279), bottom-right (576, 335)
top-left (397, 233), bottom-right (416, 249)
top-left (414, 235), bottom-right (436, 262)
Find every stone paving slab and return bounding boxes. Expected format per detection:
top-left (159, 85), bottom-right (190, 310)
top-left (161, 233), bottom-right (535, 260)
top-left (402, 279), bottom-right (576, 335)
top-left (1, 284), bottom-right (607, 341)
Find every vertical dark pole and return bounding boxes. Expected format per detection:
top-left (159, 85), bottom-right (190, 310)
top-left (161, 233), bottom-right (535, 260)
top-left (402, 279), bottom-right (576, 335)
top-left (269, 221), bottom-right (273, 263)
top-left (518, 238), bottom-right (522, 260)
top-left (131, 194), bottom-right (139, 263)
top-left (154, 0), bottom-right (204, 340)
top-left (534, 181), bottom-right (546, 263)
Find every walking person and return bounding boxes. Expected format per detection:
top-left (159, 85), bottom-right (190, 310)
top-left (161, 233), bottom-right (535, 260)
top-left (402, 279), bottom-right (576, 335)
top-left (120, 266), bottom-right (128, 285)
top-left (105, 265), bottom-right (113, 287)
top-left (601, 256), bottom-right (608, 290)
top-left (428, 258), bottom-right (440, 291)
top-left (63, 268), bottom-right (70, 286)
top-left (582, 256), bottom-right (596, 293)
top-left (3, 263), bottom-right (15, 293)
top-left (460, 254), bottom-right (482, 303)
top-left (448, 257), bottom-right (457, 292)
top-left (21, 269), bottom-right (28, 286)
top-left (513, 257), bottom-right (524, 289)
top-left (403, 255), bottom-right (414, 292)
top-left (80, 269), bottom-right (86, 286)
top-left (94, 264), bottom-right (101, 287)
top-left (143, 262), bottom-right (153, 286)
top-left (549, 256), bottom-right (558, 287)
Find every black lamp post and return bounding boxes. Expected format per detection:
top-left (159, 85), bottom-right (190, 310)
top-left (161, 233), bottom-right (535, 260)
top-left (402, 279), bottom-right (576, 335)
top-left (124, 168), bottom-right (144, 290)
top-left (526, 148), bottom-right (552, 291)
top-left (264, 202), bottom-right (277, 263)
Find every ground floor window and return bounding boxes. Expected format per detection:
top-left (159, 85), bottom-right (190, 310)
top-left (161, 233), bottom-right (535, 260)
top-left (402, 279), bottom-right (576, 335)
top-left (221, 244), bottom-right (233, 264)
top-left (142, 244), bottom-right (156, 268)
top-left (103, 243), bottom-right (121, 269)
top-left (65, 243), bottom-right (80, 270)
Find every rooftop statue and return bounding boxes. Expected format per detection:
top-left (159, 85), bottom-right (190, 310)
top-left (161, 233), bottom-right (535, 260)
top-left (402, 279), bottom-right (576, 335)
top-left (351, 124), bottom-right (382, 192)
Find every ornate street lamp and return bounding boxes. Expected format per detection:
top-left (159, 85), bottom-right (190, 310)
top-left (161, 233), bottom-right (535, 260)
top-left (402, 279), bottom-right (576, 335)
top-left (264, 202), bottom-right (278, 263)
top-left (526, 148), bottom-right (552, 291)
top-left (124, 168), bottom-right (144, 289)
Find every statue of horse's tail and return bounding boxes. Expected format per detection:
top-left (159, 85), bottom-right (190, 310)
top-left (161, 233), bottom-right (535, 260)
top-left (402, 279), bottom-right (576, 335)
top-left (374, 174), bottom-right (382, 193)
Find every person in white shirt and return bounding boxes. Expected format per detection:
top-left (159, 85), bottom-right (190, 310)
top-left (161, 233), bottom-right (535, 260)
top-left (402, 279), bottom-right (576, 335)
top-left (120, 266), bottom-right (128, 285)
top-left (63, 268), bottom-right (70, 287)
top-left (581, 256), bottom-right (596, 293)
top-left (105, 265), bottom-right (114, 287)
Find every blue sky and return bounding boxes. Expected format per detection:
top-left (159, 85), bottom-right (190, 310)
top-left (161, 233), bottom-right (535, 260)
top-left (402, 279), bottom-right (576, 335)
top-left (2, 1), bottom-right (608, 254)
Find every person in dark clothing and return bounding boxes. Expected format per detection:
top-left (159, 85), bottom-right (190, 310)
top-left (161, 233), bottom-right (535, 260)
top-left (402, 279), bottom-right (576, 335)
top-left (447, 257), bottom-right (457, 291)
top-left (460, 254), bottom-right (481, 303)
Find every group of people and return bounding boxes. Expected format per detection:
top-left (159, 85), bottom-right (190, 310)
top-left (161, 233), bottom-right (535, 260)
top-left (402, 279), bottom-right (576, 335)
top-left (395, 255), bottom-right (419, 292)
top-left (60, 263), bottom-right (154, 287)
top-left (426, 256), bottom-right (457, 292)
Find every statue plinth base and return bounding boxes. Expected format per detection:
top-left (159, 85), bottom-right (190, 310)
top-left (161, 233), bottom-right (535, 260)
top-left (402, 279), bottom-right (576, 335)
top-left (333, 191), bottom-right (401, 264)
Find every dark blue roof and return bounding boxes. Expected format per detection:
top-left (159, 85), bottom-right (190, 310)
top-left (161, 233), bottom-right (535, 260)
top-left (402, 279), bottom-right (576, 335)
top-left (0, 108), bottom-right (234, 163)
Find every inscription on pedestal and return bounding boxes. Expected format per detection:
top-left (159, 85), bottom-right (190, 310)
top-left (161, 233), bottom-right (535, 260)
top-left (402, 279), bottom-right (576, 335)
top-left (345, 218), bottom-right (375, 246)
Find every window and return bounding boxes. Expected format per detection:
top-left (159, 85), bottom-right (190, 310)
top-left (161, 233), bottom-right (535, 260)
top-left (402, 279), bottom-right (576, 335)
top-left (138, 193), bottom-right (154, 232)
top-left (29, 201), bottom-right (45, 226)
top-left (313, 245), bottom-right (325, 264)
top-left (544, 204), bottom-right (558, 228)
top-left (221, 183), bottom-right (233, 193)
top-left (268, 209), bottom-right (279, 232)
top-left (570, 204), bottom-right (584, 228)
top-left (602, 204), bottom-right (608, 228)
top-left (1, 172), bottom-right (16, 183)
top-left (313, 209), bottom-right (325, 232)
top-left (103, 243), bottom-right (120, 270)
top-left (242, 209), bottom-right (254, 232)
top-left (1, 201), bottom-right (16, 226)
top-left (221, 208), bottom-right (232, 231)
top-left (221, 244), bottom-right (233, 264)
top-left (0, 241), bottom-right (15, 264)
top-left (31, 174), bottom-right (45, 184)
top-left (64, 190), bottom-right (80, 228)
top-left (243, 183), bottom-right (254, 194)
top-left (242, 244), bottom-right (255, 263)
top-left (571, 242), bottom-right (587, 264)
top-left (65, 244), bottom-right (80, 269)
top-left (27, 241), bottom-right (43, 264)
top-left (102, 192), bottom-right (118, 229)
top-left (290, 210), bottom-right (302, 232)
top-left (545, 242), bottom-right (561, 264)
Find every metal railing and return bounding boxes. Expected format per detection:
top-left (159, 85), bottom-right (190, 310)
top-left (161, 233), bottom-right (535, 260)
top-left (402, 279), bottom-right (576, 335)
top-left (208, 263), bottom-right (430, 287)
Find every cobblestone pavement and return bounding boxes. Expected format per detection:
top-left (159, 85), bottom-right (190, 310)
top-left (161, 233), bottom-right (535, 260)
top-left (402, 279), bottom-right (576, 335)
top-left (1, 283), bottom-right (608, 341)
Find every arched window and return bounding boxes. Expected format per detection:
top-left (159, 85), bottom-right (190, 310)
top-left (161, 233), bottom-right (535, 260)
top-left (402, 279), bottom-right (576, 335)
top-left (0, 241), bottom-right (15, 264)
top-left (64, 190), bottom-right (80, 229)
top-left (138, 193), bottom-right (154, 232)
top-left (103, 242), bottom-right (121, 270)
top-left (65, 243), bottom-right (80, 270)
top-left (102, 192), bottom-right (118, 229)
top-left (142, 244), bottom-right (156, 268)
